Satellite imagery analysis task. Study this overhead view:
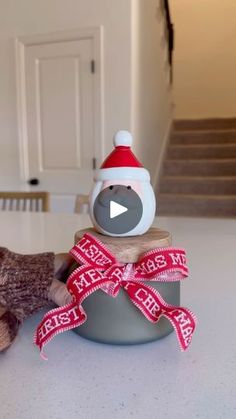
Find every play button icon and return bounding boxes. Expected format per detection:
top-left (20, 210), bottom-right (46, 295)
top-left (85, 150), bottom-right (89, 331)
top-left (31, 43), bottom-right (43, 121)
top-left (110, 201), bottom-right (128, 219)
top-left (93, 184), bottom-right (143, 235)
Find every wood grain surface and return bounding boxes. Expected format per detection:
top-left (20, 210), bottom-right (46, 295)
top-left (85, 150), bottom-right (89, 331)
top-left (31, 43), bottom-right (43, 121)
top-left (74, 227), bottom-right (171, 263)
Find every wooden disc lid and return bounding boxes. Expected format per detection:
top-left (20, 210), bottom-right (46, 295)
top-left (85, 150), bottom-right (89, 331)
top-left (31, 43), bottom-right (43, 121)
top-left (74, 227), bottom-right (171, 263)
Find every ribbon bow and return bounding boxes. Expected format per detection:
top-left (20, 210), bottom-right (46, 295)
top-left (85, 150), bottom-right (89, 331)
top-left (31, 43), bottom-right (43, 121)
top-left (34, 233), bottom-right (196, 357)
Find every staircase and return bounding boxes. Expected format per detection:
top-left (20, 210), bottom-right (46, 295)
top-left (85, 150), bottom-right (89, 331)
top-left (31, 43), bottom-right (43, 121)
top-left (158, 118), bottom-right (236, 217)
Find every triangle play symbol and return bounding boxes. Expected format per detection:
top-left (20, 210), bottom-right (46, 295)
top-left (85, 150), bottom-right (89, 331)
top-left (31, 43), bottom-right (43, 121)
top-left (110, 201), bottom-right (128, 219)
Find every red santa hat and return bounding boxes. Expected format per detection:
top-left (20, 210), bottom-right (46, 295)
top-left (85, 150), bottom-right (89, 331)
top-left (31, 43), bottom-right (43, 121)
top-left (95, 130), bottom-right (150, 182)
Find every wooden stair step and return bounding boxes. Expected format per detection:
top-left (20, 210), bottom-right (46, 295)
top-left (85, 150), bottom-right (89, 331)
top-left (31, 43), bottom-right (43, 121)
top-left (171, 130), bottom-right (236, 145)
top-left (173, 118), bottom-right (236, 131)
top-left (158, 194), bottom-right (236, 217)
top-left (167, 144), bottom-right (236, 160)
top-left (163, 159), bottom-right (236, 176)
top-left (159, 176), bottom-right (236, 195)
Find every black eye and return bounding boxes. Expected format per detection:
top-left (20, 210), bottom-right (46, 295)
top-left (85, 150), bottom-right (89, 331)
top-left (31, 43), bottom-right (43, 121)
top-left (127, 185), bottom-right (131, 190)
top-left (109, 185), bottom-right (113, 190)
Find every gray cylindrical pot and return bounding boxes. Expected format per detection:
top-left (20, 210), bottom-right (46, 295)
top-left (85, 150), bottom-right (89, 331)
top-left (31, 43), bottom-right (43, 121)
top-left (73, 228), bottom-right (180, 345)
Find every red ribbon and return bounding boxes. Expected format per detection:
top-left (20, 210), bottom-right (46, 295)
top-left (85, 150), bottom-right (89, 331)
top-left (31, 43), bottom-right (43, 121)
top-left (34, 233), bottom-right (196, 357)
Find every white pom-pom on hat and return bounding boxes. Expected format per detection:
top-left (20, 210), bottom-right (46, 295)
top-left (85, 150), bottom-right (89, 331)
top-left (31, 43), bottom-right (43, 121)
top-left (95, 129), bottom-right (150, 181)
top-left (113, 130), bottom-right (132, 147)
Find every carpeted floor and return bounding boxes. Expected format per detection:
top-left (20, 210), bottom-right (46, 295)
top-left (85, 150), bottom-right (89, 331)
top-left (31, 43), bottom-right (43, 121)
top-left (158, 118), bottom-right (236, 217)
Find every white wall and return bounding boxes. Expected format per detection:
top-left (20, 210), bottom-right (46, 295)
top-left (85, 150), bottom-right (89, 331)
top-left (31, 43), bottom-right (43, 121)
top-left (0, 0), bottom-right (172, 210)
top-left (171, 0), bottom-right (236, 119)
top-left (131, 0), bottom-right (173, 186)
top-left (0, 0), bottom-right (132, 182)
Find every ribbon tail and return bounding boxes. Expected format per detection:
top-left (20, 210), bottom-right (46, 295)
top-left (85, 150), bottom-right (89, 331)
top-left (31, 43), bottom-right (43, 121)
top-left (124, 281), bottom-right (197, 351)
top-left (162, 307), bottom-right (197, 351)
top-left (34, 301), bottom-right (86, 357)
top-left (34, 267), bottom-right (116, 358)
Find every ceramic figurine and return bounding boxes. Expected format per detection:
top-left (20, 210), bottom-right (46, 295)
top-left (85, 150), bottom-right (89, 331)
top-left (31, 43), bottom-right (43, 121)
top-left (89, 130), bottom-right (156, 237)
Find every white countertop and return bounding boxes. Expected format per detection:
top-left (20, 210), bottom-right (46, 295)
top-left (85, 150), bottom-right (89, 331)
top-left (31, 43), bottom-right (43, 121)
top-left (0, 212), bottom-right (236, 419)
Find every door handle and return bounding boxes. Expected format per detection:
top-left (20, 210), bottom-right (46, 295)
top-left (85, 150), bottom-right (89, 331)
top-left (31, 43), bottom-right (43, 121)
top-left (28, 178), bottom-right (40, 185)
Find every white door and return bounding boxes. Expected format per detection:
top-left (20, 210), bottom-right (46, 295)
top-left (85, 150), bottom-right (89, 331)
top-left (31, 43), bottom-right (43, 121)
top-left (23, 36), bottom-right (97, 193)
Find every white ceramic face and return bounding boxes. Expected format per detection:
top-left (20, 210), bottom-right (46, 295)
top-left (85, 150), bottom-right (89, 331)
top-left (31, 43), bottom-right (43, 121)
top-left (101, 180), bottom-right (142, 194)
top-left (89, 179), bottom-right (156, 237)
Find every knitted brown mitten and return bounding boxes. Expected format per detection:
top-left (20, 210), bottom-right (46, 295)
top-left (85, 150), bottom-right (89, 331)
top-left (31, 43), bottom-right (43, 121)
top-left (0, 247), bottom-right (54, 351)
top-left (0, 306), bottom-right (20, 351)
top-left (0, 247), bottom-right (75, 351)
top-left (0, 247), bottom-right (55, 322)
